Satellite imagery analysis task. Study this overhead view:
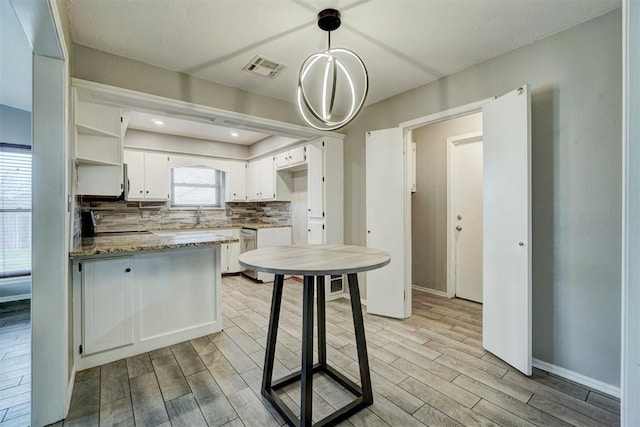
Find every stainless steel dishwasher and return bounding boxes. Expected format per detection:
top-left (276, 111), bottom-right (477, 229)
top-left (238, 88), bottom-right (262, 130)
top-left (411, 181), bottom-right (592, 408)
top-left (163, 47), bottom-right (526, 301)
top-left (240, 228), bottom-right (258, 280)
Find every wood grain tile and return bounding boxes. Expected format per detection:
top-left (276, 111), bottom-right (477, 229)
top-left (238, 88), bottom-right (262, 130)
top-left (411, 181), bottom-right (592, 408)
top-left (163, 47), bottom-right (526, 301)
top-left (152, 354), bottom-right (191, 402)
top-left (129, 371), bottom-right (169, 426)
top-left (170, 341), bottom-right (206, 377)
top-left (165, 393), bottom-right (208, 427)
top-left (186, 370), bottom-right (238, 426)
top-left (226, 388), bottom-right (280, 427)
top-left (63, 276), bottom-right (619, 427)
top-left (100, 360), bottom-right (130, 405)
top-left (125, 353), bottom-right (154, 379)
top-left (99, 396), bottom-right (134, 427)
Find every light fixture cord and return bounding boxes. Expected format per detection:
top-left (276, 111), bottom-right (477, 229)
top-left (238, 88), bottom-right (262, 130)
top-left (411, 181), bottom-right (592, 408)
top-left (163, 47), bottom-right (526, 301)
top-left (328, 31), bottom-right (331, 51)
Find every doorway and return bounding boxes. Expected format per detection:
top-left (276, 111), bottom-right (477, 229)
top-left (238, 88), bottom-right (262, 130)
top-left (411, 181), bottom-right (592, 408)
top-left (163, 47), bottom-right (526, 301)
top-left (410, 113), bottom-right (483, 303)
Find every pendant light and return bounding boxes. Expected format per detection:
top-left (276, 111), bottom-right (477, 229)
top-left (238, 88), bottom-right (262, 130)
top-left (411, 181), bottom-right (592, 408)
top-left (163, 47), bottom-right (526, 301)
top-left (297, 9), bottom-right (368, 131)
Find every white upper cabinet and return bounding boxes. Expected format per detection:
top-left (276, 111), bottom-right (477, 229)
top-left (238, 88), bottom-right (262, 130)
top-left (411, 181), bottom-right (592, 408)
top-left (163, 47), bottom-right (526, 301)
top-left (226, 161), bottom-right (247, 201)
top-left (124, 149), bottom-right (170, 201)
top-left (74, 88), bottom-right (124, 196)
top-left (275, 146), bottom-right (307, 170)
top-left (247, 157), bottom-right (276, 200)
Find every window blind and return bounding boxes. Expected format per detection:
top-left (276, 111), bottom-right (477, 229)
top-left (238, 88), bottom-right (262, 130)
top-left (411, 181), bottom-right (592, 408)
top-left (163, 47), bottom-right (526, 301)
top-left (171, 166), bottom-right (223, 207)
top-left (0, 144), bottom-right (32, 277)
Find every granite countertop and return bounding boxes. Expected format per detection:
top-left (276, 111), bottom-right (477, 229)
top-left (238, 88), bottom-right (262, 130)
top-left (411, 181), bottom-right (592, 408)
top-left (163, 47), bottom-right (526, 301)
top-left (70, 231), bottom-right (240, 257)
top-left (70, 223), bottom-right (291, 257)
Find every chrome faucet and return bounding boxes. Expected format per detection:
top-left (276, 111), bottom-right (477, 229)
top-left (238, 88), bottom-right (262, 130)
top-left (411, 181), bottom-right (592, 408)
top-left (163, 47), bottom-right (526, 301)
top-left (196, 205), bottom-right (204, 225)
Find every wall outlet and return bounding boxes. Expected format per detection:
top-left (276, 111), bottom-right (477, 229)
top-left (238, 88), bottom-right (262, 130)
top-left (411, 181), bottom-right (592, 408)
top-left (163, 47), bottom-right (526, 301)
top-left (226, 208), bottom-right (233, 217)
top-left (141, 211), bottom-right (150, 218)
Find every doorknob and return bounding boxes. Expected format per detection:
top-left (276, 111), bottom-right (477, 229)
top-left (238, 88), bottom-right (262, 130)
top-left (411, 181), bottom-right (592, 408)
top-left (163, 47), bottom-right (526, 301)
top-left (456, 226), bottom-right (462, 231)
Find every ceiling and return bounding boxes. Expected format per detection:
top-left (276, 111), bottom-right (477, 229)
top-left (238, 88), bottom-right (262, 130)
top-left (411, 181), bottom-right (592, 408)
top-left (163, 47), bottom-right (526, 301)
top-left (67, 0), bottom-right (621, 110)
top-left (1, 0), bottom-right (621, 142)
top-left (128, 111), bottom-right (273, 145)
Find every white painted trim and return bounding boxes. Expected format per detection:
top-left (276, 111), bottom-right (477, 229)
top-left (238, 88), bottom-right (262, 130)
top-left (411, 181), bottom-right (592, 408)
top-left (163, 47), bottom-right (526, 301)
top-left (71, 78), bottom-right (344, 145)
top-left (399, 98), bottom-right (494, 130)
top-left (65, 365), bottom-right (76, 415)
top-left (446, 131), bottom-right (483, 300)
top-left (412, 285), bottom-right (447, 298)
top-left (621, 0), bottom-right (640, 424)
top-left (532, 358), bottom-right (621, 399)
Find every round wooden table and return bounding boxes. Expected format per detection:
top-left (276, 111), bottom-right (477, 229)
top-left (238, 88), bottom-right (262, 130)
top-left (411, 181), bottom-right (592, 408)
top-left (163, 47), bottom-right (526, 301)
top-left (238, 244), bottom-right (391, 427)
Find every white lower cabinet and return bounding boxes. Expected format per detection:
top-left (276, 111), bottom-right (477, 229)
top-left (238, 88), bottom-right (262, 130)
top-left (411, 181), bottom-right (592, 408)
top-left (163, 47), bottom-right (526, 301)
top-left (73, 245), bottom-right (222, 369)
top-left (257, 227), bottom-right (292, 282)
top-left (81, 256), bottom-right (134, 356)
top-left (217, 228), bottom-right (241, 273)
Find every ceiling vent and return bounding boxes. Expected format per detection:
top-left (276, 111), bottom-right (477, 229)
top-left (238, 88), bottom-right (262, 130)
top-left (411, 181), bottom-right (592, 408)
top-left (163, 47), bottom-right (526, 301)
top-left (242, 56), bottom-right (287, 79)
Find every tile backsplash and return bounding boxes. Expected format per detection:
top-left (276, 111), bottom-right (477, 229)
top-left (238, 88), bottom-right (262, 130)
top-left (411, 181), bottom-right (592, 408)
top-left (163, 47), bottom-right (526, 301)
top-left (77, 199), bottom-right (291, 234)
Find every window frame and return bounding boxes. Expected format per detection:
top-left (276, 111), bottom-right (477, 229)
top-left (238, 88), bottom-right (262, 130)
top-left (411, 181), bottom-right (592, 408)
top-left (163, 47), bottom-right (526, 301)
top-left (0, 142), bottom-right (32, 278)
top-left (170, 165), bottom-right (225, 208)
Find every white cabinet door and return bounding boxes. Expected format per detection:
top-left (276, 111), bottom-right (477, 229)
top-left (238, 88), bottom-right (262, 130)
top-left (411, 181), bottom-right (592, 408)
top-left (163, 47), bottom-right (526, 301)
top-left (275, 152), bottom-right (290, 169)
top-left (247, 160), bottom-right (261, 200)
top-left (227, 241), bottom-right (241, 273)
top-left (227, 162), bottom-right (247, 201)
top-left (482, 85), bottom-right (532, 376)
top-left (82, 257), bottom-right (134, 355)
top-left (308, 142), bottom-right (324, 219)
top-left (289, 146), bottom-right (307, 166)
top-left (260, 157), bottom-right (275, 200)
top-left (144, 152), bottom-right (170, 200)
top-left (366, 128), bottom-right (409, 319)
top-left (308, 220), bottom-right (324, 244)
top-left (124, 150), bottom-right (145, 199)
top-left (220, 244), bottom-right (229, 273)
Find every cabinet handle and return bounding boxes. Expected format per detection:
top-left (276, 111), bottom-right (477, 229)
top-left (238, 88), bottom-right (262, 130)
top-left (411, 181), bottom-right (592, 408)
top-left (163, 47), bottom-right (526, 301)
top-left (125, 268), bottom-right (131, 273)
top-left (140, 190), bottom-right (143, 194)
top-left (146, 190), bottom-right (149, 193)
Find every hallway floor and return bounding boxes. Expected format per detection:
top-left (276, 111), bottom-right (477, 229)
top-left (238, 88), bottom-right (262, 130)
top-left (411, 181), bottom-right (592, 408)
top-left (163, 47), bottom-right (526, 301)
top-left (61, 275), bottom-right (619, 426)
top-left (0, 302), bottom-right (31, 426)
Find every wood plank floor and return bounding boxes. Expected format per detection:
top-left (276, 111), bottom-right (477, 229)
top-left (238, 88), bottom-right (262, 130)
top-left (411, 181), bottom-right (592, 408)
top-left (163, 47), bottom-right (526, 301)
top-left (61, 275), bottom-right (619, 426)
top-left (0, 305), bottom-right (31, 427)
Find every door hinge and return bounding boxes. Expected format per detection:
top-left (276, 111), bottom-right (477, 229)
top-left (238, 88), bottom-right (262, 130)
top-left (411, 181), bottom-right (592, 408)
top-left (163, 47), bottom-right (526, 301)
top-left (79, 344), bottom-right (83, 354)
top-left (78, 263), bottom-right (82, 272)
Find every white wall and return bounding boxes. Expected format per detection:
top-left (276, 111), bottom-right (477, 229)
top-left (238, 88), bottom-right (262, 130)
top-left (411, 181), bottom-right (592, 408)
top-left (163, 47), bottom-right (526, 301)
top-left (344, 10), bottom-right (622, 388)
top-left (0, 105), bottom-right (31, 146)
top-left (412, 113), bottom-right (482, 292)
top-left (124, 128), bottom-right (249, 159)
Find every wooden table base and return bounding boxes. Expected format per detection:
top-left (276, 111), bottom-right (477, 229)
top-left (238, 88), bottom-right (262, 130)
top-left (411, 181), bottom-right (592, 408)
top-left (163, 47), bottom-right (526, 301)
top-left (261, 273), bottom-right (373, 427)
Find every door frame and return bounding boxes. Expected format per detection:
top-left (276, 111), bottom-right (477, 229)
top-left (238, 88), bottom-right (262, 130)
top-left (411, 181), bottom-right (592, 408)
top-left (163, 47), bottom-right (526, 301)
top-left (446, 131), bottom-right (483, 299)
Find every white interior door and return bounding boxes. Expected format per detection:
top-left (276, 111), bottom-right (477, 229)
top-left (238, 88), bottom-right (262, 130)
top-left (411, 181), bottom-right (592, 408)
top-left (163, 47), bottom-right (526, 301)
top-left (482, 85), bottom-right (532, 375)
top-left (449, 133), bottom-right (483, 303)
top-left (366, 128), bottom-right (408, 319)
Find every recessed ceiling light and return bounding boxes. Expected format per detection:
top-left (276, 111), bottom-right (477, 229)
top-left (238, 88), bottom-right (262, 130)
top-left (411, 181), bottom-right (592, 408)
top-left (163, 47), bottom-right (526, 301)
top-left (152, 118), bottom-right (164, 125)
top-left (230, 132), bottom-right (239, 137)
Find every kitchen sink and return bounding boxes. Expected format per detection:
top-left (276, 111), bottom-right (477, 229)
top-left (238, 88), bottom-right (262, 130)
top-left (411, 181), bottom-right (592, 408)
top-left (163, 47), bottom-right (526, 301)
top-left (152, 229), bottom-right (223, 237)
top-left (95, 230), bottom-right (152, 237)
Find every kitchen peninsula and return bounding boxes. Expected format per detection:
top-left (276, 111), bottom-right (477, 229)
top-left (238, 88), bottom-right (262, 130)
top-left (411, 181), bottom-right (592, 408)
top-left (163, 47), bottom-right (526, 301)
top-left (69, 229), bottom-right (239, 370)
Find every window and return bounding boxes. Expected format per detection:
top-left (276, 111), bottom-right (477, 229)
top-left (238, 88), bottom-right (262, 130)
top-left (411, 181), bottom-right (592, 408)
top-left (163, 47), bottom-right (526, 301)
top-left (0, 144), bottom-right (32, 278)
top-left (171, 166), bottom-right (224, 207)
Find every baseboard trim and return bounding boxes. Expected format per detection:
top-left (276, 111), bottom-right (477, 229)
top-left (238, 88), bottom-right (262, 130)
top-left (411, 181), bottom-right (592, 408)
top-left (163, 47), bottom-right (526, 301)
top-left (412, 285), bottom-right (447, 298)
top-left (65, 365), bottom-right (77, 417)
top-left (532, 358), bottom-right (620, 398)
